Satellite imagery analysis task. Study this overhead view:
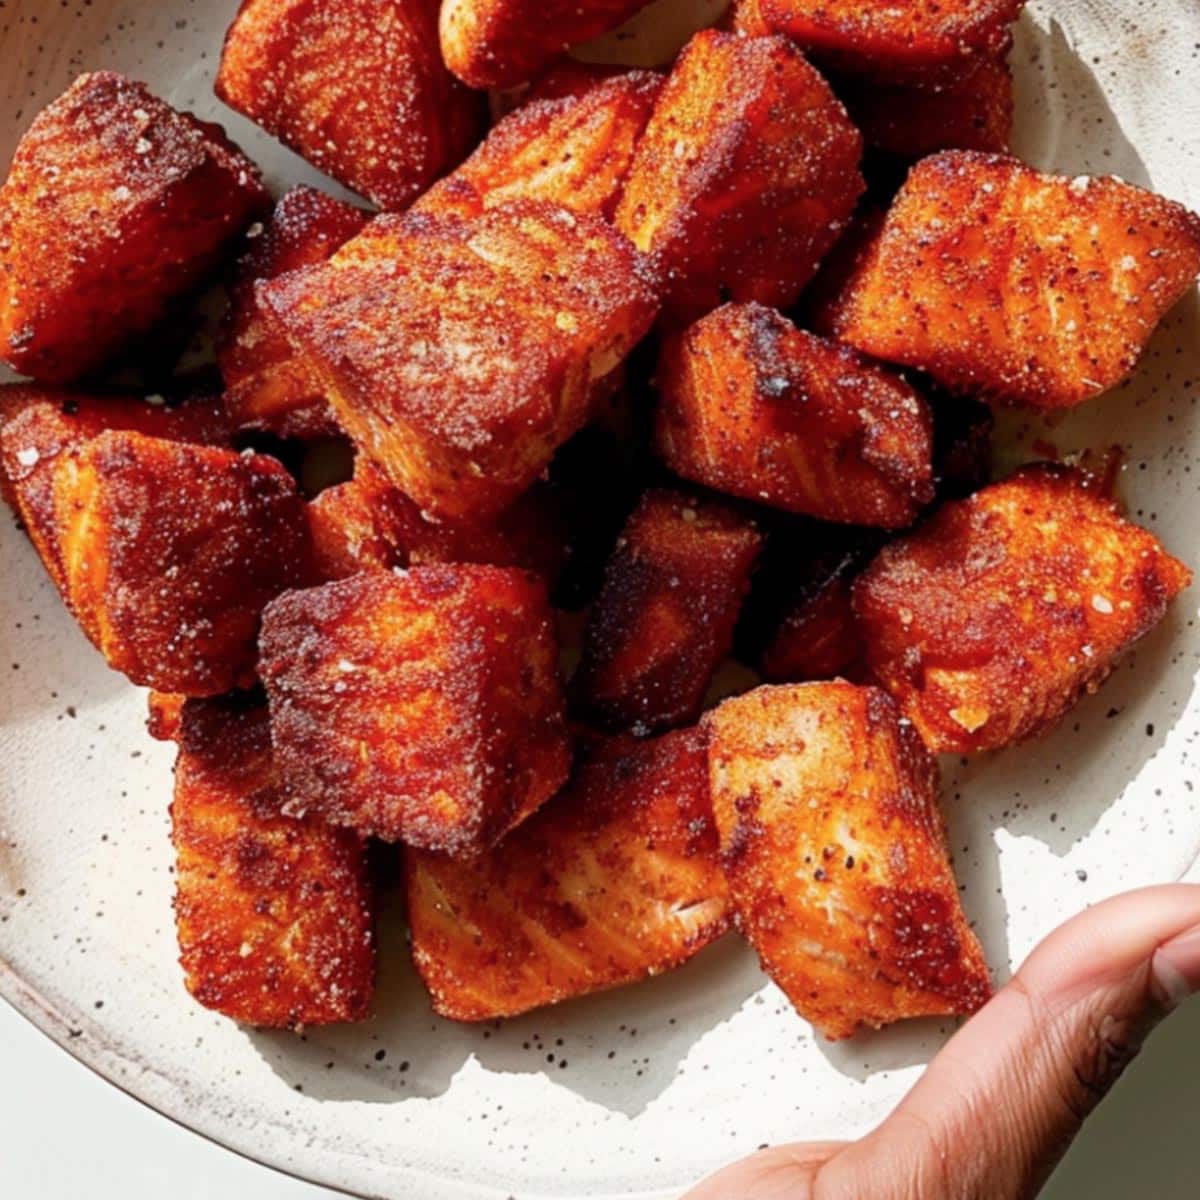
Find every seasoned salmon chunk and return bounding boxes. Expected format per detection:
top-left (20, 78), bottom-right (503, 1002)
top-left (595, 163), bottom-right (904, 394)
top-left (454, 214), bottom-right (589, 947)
top-left (219, 186), bottom-right (367, 439)
top-left (216, 0), bottom-right (482, 210)
top-left (853, 464), bottom-right (1192, 753)
top-left (173, 695), bottom-right (374, 1028)
top-left (573, 488), bottom-right (762, 734)
top-left (656, 302), bottom-right (934, 527)
top-left (748, 525), bottom-right (881, 683)
top-left (754, 0), bottom-right (1024, 83)
top-left (307, 461), bottom-right (566, 585)
top-left (0, 72), bottom-right (267, 383)
top-left (418, 69), bottom-right (662, 221)
top-left (834, 54), bottom-right (1013, 159)
top-left (262, 201), bottom-right (659, 522)
top-left (48, 431), bottom-right (309, 695)
top-left (616, 32), bottom-right (863, 325)
top-left (705, 682), bottom-right (992, 1039)
top-left (406, 726), bottom-right (731, 1020)
top-left (0, 386), bottom-right (231, 587)
top-left (830, 152), bottom-right (1200, 408)
top-left (439, 0), bottom-right (652, 89)
top-left (259, 565), bottom-right (571, 854)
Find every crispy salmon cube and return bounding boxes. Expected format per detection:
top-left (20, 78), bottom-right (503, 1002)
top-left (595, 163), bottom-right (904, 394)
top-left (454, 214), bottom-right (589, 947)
top-left (760, 576), bottom-right (861, 683)
top-left (705, 681), bottom-right (992, 1038)
top-left (834, 54), bottom-right (1013, 159)
top-left (417, 69), bottom-right (662, 221)
top-left (755, 0), bottom-right (1024, 84)
top-left (262, 200), bottom-right (659, 522)
top-left (219, 187), bottom-right (368, 439)
top-left (831, 152), bottom-right (1200, 408)
top-left (734, 518), bottom-right (881, 678)
top-left (307, 460), bottom-right (567, 584)
top-left (439, 0), bottom-right (652, 89)
top-left (615, 31), bottom-right (863, 324)
top-left (406, 725), bottom-right (731, 1020)
top-left (48, 431), bottom-right (309, 695)
top-left (1, 386), bottom-right (231, 593)
top-left (854, 464), bottom-right (1192, 753)
top-left (656, 302), bottom-right (935, 527)
top-left (216, 0), bottom-right (483, 211)
top-left (0, 72), bottom-right (268, 384)
top-left (306, 463), bottom-right (413, 580)
top-left (147, 691), bottom-right (186, 742)
top-left (753, 528), bottom-right (880, 683)
top-left (259, 565), bottom-right (571, 853)
top-left (572, 488), bottom-right (762, 735)
top-left (173, 695), bottom-right (374, 1028)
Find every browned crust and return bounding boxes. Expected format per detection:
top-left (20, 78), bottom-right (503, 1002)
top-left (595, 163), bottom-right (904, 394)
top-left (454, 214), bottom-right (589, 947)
top-left (307, 461), bottom-right (567, 585)
top-left (705, 681), bottom-right (992, 1039)
top-left (572, 487), bottom-right (763, 734)
top-left (406, 726), bottom-right (731, 1020)
top-left (854, 463), bottom-right (1193, 752)
top-left (259, 565), bottom-right (571, 854)
top-left (0, 72), bottom-right (268, 383)
top-left (757, 0), bottom-right (1024, 84)
top-left (615, 31), bottom-right (863, 325)
top-left (1, 386), bottom-right (232, 594)
top-left (173, 695), bottom-right (375, 1028)
top-left (417, 69), bottom-right (662, 221)
top-left (52, 430), bottom-right (310, 695)
top-left (216, 0), bottom-right (484, 210)
top-left (656, 302), bottom-right (934, 527)
top-left (831, 151), bottom-right (1200, 408)
top-left (219, 186), bottom-right (368, 439)
top-left (262, 200), bottom-right (659, 522)
top-left (439, 0), bottom-right (652, 89)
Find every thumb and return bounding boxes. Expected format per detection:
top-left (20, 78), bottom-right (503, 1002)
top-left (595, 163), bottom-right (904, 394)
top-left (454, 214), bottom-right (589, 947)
top-left (823, 883), bottom-right (1200, 1200)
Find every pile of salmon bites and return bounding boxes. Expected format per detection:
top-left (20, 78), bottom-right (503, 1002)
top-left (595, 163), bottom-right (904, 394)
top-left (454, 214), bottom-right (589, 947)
top-left (0, 0), bottom-right (1196, 1040)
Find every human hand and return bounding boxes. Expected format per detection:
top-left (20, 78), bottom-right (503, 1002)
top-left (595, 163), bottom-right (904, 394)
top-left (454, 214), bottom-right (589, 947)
top-left (683, 884), bottom-right (1200, 1200)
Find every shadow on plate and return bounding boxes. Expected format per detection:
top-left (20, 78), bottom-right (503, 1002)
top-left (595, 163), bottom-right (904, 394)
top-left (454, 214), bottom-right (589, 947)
top-left (0, 550), bottom-right (129, 725)
top-left (1012, 13), bottom-right (1149, 184)
top-left (248, 890), bottom-right (765, 1118)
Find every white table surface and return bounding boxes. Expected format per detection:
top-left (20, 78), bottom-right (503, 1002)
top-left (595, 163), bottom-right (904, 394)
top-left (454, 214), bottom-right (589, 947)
top-left (2, 992), bottom-right (1197, 1198)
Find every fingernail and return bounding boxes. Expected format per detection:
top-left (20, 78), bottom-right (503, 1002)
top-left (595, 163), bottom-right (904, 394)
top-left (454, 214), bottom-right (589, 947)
top-left (1151, 924), bottom-right (1200, 1011)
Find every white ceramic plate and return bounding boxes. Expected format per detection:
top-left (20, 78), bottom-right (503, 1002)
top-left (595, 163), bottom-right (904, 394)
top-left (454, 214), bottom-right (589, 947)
top-left (2, 1), bottom-right (1199, 1197)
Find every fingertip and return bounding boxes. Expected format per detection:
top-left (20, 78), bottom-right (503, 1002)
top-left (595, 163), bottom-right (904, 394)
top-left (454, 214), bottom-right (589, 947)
top-left (1151, 922), bottom-right (1200, 1011)
top-left (680, 1143), bottom-right (845, 1199)
top-left (1017, 883), bottom-right (1200, 1007)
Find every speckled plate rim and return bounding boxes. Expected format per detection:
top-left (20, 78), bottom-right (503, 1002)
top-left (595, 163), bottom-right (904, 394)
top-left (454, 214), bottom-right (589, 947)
top-left (0, 950), bottom-right (709, 1200)
top-left (5, 846), bottom-right (1200, 1200)
top-left (0, 962), bottom-right (373, 1200)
